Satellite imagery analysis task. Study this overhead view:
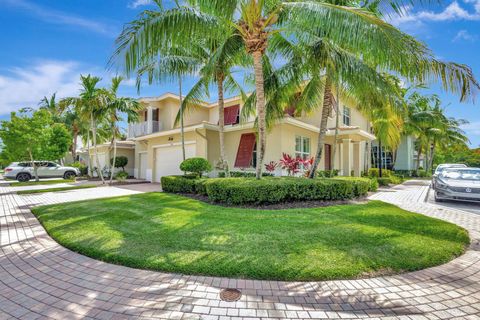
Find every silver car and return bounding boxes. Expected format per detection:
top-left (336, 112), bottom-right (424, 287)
top-left (434, 168), bottom-right (480, 203)
top-left (3, 161), bottom-right (80, 182)
top-left (432, 163), bottom-right (467, 188)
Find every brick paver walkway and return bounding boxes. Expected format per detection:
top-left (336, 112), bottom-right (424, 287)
top-left (1, 180), bottom-right (480, 319)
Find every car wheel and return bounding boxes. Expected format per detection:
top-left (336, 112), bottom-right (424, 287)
top-left (17, 173), bottom-right (31, 182)
top-left (64, 171), bottom-right (76, 180)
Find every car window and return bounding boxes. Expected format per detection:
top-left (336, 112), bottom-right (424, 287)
top-left (18, 162), bottom-right (31, 167)
top-left (47, 162), bottom-right (58, 167)
top-left (442, 170), bottom-right (480, 181)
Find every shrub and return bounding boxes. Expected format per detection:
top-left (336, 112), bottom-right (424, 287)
top-left (70, 161), bottom-right (87, 176)
top-left (368, 178), bottom-right (379, 192)
top-left (194, 178), bottom-right (209, 196)
top-left (316, 170), bottom-right (339, 178)
top-left (161, 175), bottom-right (197, 193)
top-left (332, 177), bottom-right (371, 196)
top-left (110, 156), bottom-right (128, 172)
top-left (205, 177), bottom-right (364, 205)
top-left (115, 171), bottom-right (128, 182)
top-left (218, 171), bottom-right (273, 178)
top-left (390, 175), bottom-right (404, 184)
top-left (377, 177), bottom-right (392, 186)
top-left (368, 168), bottom-right (392, 177)
top-left (416, 169), bottom-right (431, 178)
top-left (179, 157), bottom-right (212, 177)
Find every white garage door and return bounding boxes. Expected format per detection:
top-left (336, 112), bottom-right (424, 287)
top-left (155, 143), bottom-right (196, 182)
top-left (139, 153), bottom-right (147, 179)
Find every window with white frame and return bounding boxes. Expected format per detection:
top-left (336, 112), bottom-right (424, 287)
top-left (343, 106), bottom-right (351, 126)
top-left (295, 136), bottom-right (311, 160)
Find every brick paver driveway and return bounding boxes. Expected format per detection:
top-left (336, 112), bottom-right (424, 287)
top-left (1, 180), bottom-right (480, 319)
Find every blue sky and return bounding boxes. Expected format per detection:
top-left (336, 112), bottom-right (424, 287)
top-left (0, 0), bottom-right (479, 145)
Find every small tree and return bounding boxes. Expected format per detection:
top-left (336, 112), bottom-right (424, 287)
top-left (110, 156), bottom-right (128, 172)
top-left (0, 109), bottom-right (71, 181)
top-left (180, 158), bottom-right (212, 177)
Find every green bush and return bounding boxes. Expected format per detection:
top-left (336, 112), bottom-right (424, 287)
top-left (390, 175), bottom-right (404, 184)
top-left (205, 177), bottom-right (365, 205)
top-left (316, 170), bottom-right (339, 178)
top-left (161, 175), bottom-right (197, 193)
top-left (115, 171), bottom-right (128, 182)
top-left (333, 177), bottom-right (373, 195)
top-left (416, 169), bottom-right (431, 178)
top-left (368, 168), bottom-right (392, 177)
top-left (368, 178), bottom-right (379, 192)
top-left (179, 158), bottom-right (212, 177)
top-left (218, 171), bottom-right (273, 178)
top-left (110, 156), bottom-right (128, 172)
top-left (377, 177), bottom-right (392, 186)
top-left (70, 161), bottom-right (88, 176)
top-left (194, 178), bottom-right (209, 196)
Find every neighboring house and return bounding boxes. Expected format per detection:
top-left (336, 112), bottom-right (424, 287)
top-left (371, 135), bottom-right (425, 171)
top-left (88, 141), bottom-right (135, 176)
top-left (126, 93), bottom-right (375, 182)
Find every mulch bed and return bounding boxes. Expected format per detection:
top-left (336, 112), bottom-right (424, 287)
top-left (179, 193), bottom-right (368, 210)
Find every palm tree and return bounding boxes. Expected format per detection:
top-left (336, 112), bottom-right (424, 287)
top-left (62, 75), bottom-right (110, 183)
top-left (105, 76), bottom-right (141, 183)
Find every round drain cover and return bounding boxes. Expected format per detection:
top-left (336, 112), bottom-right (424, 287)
top-left (220, 288), bottom-right (242, 302)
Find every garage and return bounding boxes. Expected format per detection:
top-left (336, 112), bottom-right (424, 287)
top-left (138, 152), bottom-right (147, 179)
top-left (154, 143), bottom-right (196, 182)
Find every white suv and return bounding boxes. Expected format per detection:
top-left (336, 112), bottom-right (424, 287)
top-left (3, 161), bottom-right (80, 182)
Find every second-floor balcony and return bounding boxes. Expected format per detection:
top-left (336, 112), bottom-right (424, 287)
top-left (128, 121), bottom-right (162, 138)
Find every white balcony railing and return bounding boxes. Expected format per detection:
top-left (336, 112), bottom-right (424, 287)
top-left (128, 121), bottom-right (162, 138)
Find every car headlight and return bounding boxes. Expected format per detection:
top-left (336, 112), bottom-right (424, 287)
top-left (436, 180), bottom-right (448, 189)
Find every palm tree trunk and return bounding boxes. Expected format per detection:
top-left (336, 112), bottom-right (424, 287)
top-left (309, 77), bottom-right (333, 178)
top-left (91, 114), bottom-right (105, 184)
top-left (416, 145), bottom-right (423, 171)
top-left (86, 130), bottom-right (93, 177)
top-left (331, 83), bottom-right (340, 175)
top-left (378, 139), bottom-right (383, 178)
top-left (429, 144), bottom-right (436, 173)
top-left (217, 74), bottom-right (229, 177)
top-left (72, 124), bottom-right (78, 161)
top-left (179, 77), bottom-right (186, 161)
top-left (252, 51), bottom-right (266, 179)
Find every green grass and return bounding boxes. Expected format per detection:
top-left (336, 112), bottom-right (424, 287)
top-left (32, 193), bottom-right (469, 281)
top-left (11, 179), bottom-right (75, 187)
top-left (17, 185), bottom-right (97, 195)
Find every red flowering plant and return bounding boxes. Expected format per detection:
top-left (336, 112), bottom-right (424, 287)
top-left (301, 157), bottom-right (315, 177)
top-left (264, 161), bottom-right (278, 173)
top-left (279, 153), bottom-right (301, 176)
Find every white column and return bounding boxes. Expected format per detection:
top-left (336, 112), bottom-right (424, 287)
top-left (147, 106), bottom-right (153, 134)
top-left (353, 142), bottom-right (361, 177)
top-left (342, 138), bottom-right (352, 176)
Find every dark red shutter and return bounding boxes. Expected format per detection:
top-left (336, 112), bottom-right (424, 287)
top-left (224, 105), bottom-right (240, 125)
top-left (324, 144), bottom-right (332, 171)
top-left (235, 133), bottom-right (256, 168)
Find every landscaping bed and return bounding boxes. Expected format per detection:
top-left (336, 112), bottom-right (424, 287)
top-left (161, 176), bottom-right (375, 205)
top-left (10, 179), bottom-right (76, 187)
top-left (32, 193), bottom-right (469, 281)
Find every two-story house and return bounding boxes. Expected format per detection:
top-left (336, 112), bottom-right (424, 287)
top-left (124, 92), bottom-right (375, 182)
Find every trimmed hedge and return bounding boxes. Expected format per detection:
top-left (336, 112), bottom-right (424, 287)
top-left (218, 171), bottom-right (273, 178)
top-left (333, 177), bottom-right (375, 194)
top-left (204, 177), bottom-right (368, 205)
top-left (377, 177), bottom-right (392, 186)
top-left (161, 176), bottom-right (197, 193)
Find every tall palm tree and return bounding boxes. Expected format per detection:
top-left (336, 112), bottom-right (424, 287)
top-left (105, 76), bottom-right (141, 183)
top-left (62, 75), bottom-right (110, 183)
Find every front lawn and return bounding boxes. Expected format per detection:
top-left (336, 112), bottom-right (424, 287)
top-left (17, 185), bottom-right (97, 195)
top-left (11, 179), bottom-right (75, 187)
top-left (32, 193), bottom-right (469, 281)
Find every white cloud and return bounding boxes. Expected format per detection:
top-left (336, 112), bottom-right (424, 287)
top-left (453, 29), bottom-right (478, 42)
top-left (128, 0), bottom-right (153, 9)
top-left (388, 1), bottom-right (480, 28)
top-left (1, 0), bottom-right (116, 37)
top-left (0, 61), bottom-right (90, 116)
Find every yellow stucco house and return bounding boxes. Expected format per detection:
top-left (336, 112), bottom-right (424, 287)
top-left (119, 92), bottom-right (375, 182)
